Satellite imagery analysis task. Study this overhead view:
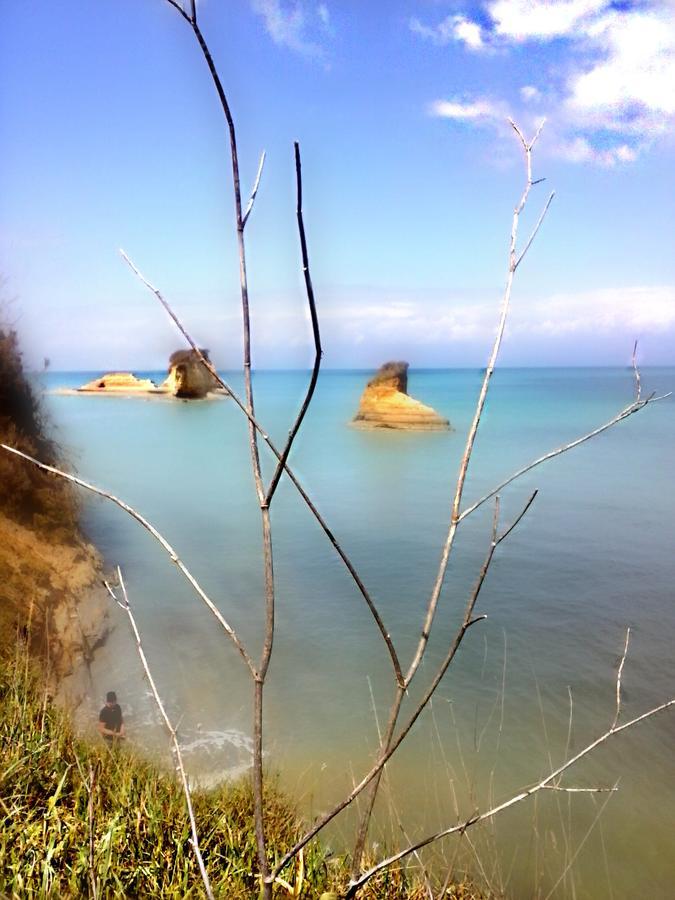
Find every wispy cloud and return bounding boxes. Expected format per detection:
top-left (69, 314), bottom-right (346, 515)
top-left (428, 98), bottom-right (508, 123)
top-left (410, 14), bottom-right (485, 50)
top-left (251, 284), bottom-right (675, 350)
top-left (414, 0), bottom-right (675, 165)
top-left (251, 0), bottom-right (333, 60)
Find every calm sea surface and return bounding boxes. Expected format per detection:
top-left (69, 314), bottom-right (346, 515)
top-left (43, 368), bottom-right (674, 898)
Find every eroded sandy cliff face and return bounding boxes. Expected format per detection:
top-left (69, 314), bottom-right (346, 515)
top-left (0, 327), bottom-right (109, 702)
top-left (353, 361), bottom-right (450, 430)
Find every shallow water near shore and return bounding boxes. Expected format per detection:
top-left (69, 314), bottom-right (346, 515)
top-left (43, 367), bottom-right (675, 898)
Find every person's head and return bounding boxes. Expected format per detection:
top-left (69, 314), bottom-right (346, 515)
top-left (106, 691), bottom-right (117, 706)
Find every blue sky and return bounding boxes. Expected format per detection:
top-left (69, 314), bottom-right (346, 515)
top-left (1, 0), bottom-right (674, 370)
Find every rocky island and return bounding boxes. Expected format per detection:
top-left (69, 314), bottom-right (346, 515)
top-left (352, 361), bottom-right (450, 431)
top-left (74, 349), bottom-right (225, 400)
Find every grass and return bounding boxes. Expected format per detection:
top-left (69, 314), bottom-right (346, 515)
top-left (0, 650), bottom-right (484, 898)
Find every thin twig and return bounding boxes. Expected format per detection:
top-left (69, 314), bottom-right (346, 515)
top-left (265, 142), bottom-right (322, 506)
top-left (241, 150), bottom-right (266, 229)
top-left (347, 697), bottom-right (675, 895)
top-left (406, 121), bottom-right (547, 689)
top-left (169, 7), bottom-right (274, 888)
top-left (541, 786), bottom-right (618, 794)
top-left (458, 392), bottom-right (671, 524)
top-left (273, 492), bottom-right (536, 882)
top-left (0, 443), bottom-right (255, 676)
top-left (164, 0), bottom-right (191, 23)
top-left (542, 784), bottom-right (619, 900)
top-left (119, 248), bottom-right (403, 686)
top-left (104, 569), bottom-right (214, 900)
top-left (349, 120), bottom-right (549, 875)
top-left (514, 191), bottom-right (555, 271)
top-left (632, 341), bottom-right (641, 402)
top-left (612, 627), bottom-right (631, 730)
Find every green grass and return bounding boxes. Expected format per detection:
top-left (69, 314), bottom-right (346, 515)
top-left (0, 650), bottom-right (484, 899)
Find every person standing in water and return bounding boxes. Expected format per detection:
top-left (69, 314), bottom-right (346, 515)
top-left (98, 691), bottom-right (125, 744)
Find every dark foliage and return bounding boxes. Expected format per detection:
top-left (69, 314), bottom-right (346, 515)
top-left (0, 327), bottom-right (78, 541)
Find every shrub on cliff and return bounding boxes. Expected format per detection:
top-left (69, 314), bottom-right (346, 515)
top-left (0, 327), bottom-right (78, 542)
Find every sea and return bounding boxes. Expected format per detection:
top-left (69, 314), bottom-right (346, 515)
top-left (40, 367), bottom-right (675, 898)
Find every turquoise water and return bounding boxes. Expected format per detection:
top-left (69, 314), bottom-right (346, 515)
top-left (43, 368), bottom-right (674, 898)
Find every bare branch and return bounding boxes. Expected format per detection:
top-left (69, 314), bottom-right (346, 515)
top-left (0, 442), bottom-right (256, 676)
top-left (104, 569), bottom-right (214, 900)
top-left (529, 118), bottom-right (546, 150)
top-left (632, 340), bottom-right (642, 402)
top-left (164, 0), bottom-right (191, 23)
top-left (613, 627), bottom-right (631, 730)
top-left (541, 786), bottom-right (618, 794)
top-left (119, 248), bottom-right (403, 686)
top-left (405, 120), bottom-right (547, 690)
top-left (273, 492), bottom-right (536, 882)
top-left (514, 191), bottom-right (555, 270)
top-left (346, 122), bottom-right (548, 874)
top-left (241, 150), bottom-right (266, 229)
top-left (495, 490), bottom-right (538, 546)
top-left (265, 142), bottom-right (322, 506)
top-left (458, 392), bottom-right (671, 524)
top-left (348, 697), bottom-right (675, 895)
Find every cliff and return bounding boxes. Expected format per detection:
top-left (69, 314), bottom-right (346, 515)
top-left (353, 361), bottom-right (450, 430)
top-left (0, 328), bottom-right (109, 699)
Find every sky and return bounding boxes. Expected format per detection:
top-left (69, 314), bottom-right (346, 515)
top-left (1, 0), bottom-right (674, 370)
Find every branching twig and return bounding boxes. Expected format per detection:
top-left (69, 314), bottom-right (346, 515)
top-left (104, 568), bottom-right (214, 900)
top-left (457, 392), bottom-right (671, 524)
top-left (242, 150), bottom-right (266, 229)
top-left (0, 443), bottom-right (255, 676)
top-left (118, 250), bottom-right (403, 685)
top-left (349, 119), bottom-right (551, 875)
top-left (265, 142), bottom-right (322, 506)
top-left (165, 5), bottom-right (275, 888)
top-left (347, 696), bottom-right (675, 895)
top-left (273, 492), bottom-right (537, 883)
top-left (632, 341), bottom-right (641, 402)
top-left (541, 786), bottom-right (618, 794)
top-left (406, 121), bottom-right (550, 689)
top-left (612, 627), bottom-right (631, 730)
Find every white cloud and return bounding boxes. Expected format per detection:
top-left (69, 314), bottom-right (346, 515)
top-left (251, 0), bottom-right (329, 59)
top-left (410, 14), bottom-right (484, 50)
top-left (415, 1), bottom-right (675, 164)
top-left (565, 9), bottom-right (675, 134)
top-left (250, 285), bottom-right (675, 348)
top-left (489, 0), bottom-right (607, 41)
top-left (429, 97), bottom-right (508, 123)
top-left (520, 85), bottom-right (542, 103)
top-left (520, 286), bottom-right (675, 335)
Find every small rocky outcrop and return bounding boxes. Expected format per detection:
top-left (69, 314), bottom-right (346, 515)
top-left (78, 372), bottom-right (158, 393)
top-left (160, 349), bottom-right (221, 399)
top-left (352, 361), bottom-right (449, 430)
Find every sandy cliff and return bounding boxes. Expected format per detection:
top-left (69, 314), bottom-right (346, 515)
top-left (0, 326), bottom-right (109, 703)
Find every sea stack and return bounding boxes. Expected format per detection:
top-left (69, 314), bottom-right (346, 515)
top-left (352, 361), bottom-right (449, 430)
top-left (160, 349), bottom-right (221, 399)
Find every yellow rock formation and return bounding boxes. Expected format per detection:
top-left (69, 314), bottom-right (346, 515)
top-left (353, 361), bottom-right (449, 430)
